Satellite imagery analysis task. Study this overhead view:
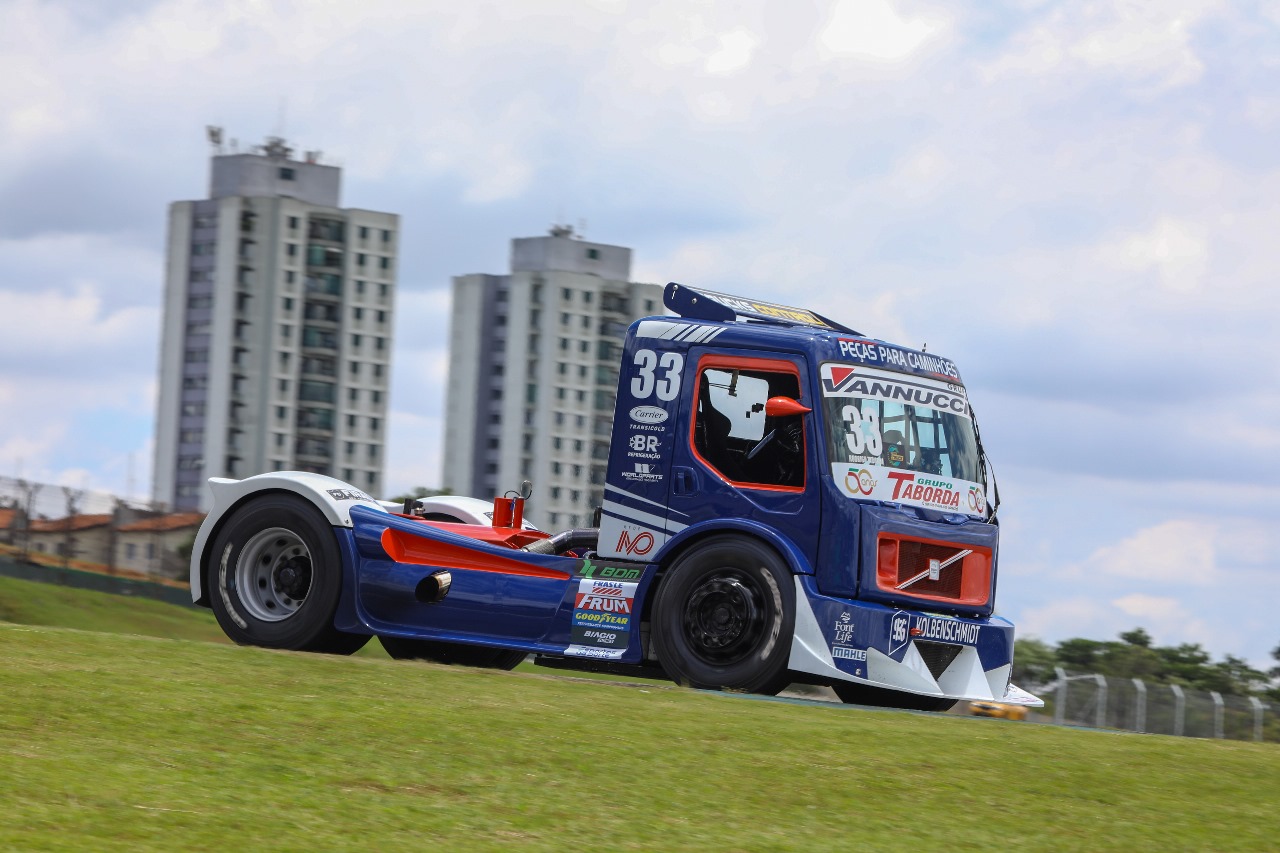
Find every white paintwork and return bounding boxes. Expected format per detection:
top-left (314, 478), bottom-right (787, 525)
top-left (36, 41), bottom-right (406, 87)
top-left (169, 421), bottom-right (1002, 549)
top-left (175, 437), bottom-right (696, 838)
top-left (787, 577), bottom-right (1044, 706)
top-left (189, 471), bottom-right (388, 602)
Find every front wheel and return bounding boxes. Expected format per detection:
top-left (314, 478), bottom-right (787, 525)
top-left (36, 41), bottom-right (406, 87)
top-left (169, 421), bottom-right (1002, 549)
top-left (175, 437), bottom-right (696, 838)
top-left (651, 536), bottom-right (795, 695)
top-left (832, 682), bottom-right (957, 712)
top-left (207, 494), bottom-right (368, 654)
top-left (379, 636), bottom-right (526, 670)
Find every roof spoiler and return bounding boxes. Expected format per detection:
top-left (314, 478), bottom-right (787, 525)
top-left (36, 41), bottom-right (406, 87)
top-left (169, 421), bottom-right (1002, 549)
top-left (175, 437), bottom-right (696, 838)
top-left (663, 282), bottom-right (860, 334)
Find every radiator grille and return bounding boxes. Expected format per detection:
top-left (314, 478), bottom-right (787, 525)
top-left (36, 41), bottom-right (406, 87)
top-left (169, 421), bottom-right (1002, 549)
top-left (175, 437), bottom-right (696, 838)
top-left (897, 541), bottom-right (964, 598)
top-left (915, 641), bottom-right (963, 680)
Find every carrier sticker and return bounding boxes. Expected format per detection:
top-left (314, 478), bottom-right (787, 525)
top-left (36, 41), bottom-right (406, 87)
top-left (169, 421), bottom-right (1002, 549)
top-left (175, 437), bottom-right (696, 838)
top-left (833, 463), bottom-right (985, 517)
top-left (630, 405), bottom-right (668, 425)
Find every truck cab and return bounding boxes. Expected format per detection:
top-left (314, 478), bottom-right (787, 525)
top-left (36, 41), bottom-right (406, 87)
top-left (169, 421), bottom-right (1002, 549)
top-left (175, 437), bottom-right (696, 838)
top-left (594, 283), bottom-right (1031, 709)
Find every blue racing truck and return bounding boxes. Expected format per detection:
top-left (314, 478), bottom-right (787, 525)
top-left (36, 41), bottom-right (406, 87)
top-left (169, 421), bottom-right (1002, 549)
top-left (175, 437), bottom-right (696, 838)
top-left (190, 283), bottom-right (1040, 711)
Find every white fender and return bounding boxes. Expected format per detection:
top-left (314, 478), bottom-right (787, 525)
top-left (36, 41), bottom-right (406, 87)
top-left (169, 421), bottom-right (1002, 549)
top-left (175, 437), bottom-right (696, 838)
top-left (189, 472), bottom-right (388, 603)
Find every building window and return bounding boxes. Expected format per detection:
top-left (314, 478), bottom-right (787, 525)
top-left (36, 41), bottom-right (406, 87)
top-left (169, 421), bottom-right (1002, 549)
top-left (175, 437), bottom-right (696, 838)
top-left (562, 288), bottom-right (572, 301)
top-left (375, 337), bottom-right (385, 351)
top-left (380, 257), bottom-right (390, 270)
top-left (368, 445), bottom-right (378, 461)
top-left (279, 167), bottom-right (295, 180)
top-left (350, 361), bottom-right (359, 376)
top-left (373, 364), bottom-right (383, 378)
top-left (584, 291), bottom-right (593, 304)
top-left (377, 310), bottom-right (386, 324)
top-left (279, 379), bottom-right (289, 393)
top-left (382, 229), bottom-right (392, 242)
top-left (349, 388), bottom-right (358, 402)
top-left (357, 253), bottom-right (367, 267)
top-left (357, 280), bottom-right (366, 295)
top-left (372, 390), bottom-right (381, 404)
top-left (359, 226), bottom-right (369, 240)
top-left (354, 307), bottom-right (363, 321)
top-left (367, 472), bottom-right (377, 487)
top-left (351, 334), bottom-right (361, 346)
top-left (288, 216), bottom-right (299, 229)
top-left (286, 270), bottom-right (296, 284)
top-left (579, 341), bottom-right (589, 353)
top-left (287, 243), bottom-right (297, 257)
top-left (283, 297), bottom-right (294, 311)
top-left (370, 417), bottom-right (380, 433)
top-left (277, 406), bottom-right (287, 419)
top-left (586, 248), bottom-right (599, 260)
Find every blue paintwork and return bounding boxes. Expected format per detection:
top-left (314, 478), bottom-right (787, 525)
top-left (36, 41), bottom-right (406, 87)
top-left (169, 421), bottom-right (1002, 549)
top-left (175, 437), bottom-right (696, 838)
top-left (311, 283), bottom-right (1021, 692)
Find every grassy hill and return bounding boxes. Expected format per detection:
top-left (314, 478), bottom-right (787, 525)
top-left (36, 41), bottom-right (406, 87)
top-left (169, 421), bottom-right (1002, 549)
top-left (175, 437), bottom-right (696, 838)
top-left (1, 622), bottom-right (1277, 852)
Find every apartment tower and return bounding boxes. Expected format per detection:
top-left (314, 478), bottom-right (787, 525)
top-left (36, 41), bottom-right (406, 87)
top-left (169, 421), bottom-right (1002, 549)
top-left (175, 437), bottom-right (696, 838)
top-left (443, 226), bottom-right (662, 530)
top-left (153, 132), bottom-right (399, 511)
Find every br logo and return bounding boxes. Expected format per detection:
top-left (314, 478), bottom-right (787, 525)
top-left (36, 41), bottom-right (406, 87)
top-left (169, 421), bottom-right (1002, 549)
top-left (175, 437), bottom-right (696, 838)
top-left (617, 530), bottom-right (655, 556)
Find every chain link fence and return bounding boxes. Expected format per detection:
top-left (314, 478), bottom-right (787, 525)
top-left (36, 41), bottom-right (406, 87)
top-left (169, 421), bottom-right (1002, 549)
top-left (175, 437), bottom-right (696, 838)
top-left (1029, 668), bottom-right (1275, 743)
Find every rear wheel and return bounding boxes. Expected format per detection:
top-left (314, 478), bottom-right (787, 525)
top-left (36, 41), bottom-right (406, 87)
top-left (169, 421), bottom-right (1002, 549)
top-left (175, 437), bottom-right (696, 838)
top-left (651, 536), bottom-right (794, 695)
top-left (379, 636), bottom-right (526, 670)
top-left (832, 682), bottom-right (957, 712)
top-left (208, 494), bottom-right (368, 654)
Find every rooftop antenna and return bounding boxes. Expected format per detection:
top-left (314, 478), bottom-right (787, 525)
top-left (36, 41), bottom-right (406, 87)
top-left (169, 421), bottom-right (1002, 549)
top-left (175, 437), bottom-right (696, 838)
top-left (577, 218), bottom-right (587, 239)
top-left (206, 125), bottom-right (224, 154)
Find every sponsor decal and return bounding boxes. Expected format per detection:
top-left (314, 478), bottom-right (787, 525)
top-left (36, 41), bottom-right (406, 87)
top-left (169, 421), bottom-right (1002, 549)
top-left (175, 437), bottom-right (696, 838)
top-left (621, 462), bottom-right (662, 483)
top-left (572, 579), bottom-right (638, 636)
top-left (570, 623), bottom-right (628, 650)
top-left (886, 471), bottom-right (959, 510)
top-left (832, 647), bottom-right (867, 661)
top-left (967, 486), bottom-right (986, 515)
top-left (712, 293), bottom-right (831, 327)
top-left (833, 611), bottom-right (854, 645)
top-left (889, 611), bottom-right (910, 656)
top-left (577, 557), bottom-right (643, 581)
top-left (821, 364), bottom-right (969, 418)
top-left (913, 615), bottom-right (980, 644)
top-left (616, 529), bottom-right (655, 556)
top-left (833, 342), bottom-right (960, 380)
top-left (845, 467), bottom-right (876, 496)
top-left (326, 488), bottom-right (373, 501)
top-left (628, 434), bottom-right (660, 454)
top-left (630, 405), bottom-right (668, 425)
top-left (564, 645), bottom-right (626, 660)
top-left (832, 463), bottom-right (985, 517)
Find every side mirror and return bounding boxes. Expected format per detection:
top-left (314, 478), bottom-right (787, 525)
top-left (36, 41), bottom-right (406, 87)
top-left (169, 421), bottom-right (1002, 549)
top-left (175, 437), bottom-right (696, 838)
top-left (765, 396), bottom-right (811, 417)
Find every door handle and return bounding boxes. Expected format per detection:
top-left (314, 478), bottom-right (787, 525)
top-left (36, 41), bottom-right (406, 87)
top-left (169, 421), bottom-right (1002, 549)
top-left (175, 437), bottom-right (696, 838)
top-left (672, 466), bottom-right (697, 495)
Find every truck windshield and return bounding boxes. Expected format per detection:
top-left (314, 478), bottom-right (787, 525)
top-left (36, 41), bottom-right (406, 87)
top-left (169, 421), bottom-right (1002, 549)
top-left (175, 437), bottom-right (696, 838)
top-left (820, 363), bottom-right (985, 496)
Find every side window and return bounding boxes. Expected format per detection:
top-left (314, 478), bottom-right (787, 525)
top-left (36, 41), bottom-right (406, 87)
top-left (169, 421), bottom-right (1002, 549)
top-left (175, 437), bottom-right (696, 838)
top-left (693, 366), bottom-right (804, 488)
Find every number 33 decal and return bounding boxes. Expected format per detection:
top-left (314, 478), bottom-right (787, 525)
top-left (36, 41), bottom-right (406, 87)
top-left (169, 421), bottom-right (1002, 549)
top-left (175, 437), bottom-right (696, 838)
top-left (631, 348), bottom-right (684, 402)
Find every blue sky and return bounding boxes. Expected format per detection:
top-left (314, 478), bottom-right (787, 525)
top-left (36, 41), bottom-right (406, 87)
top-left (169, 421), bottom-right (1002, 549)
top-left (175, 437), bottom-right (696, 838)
top-left (1, 0), bottom-right (1278, 668)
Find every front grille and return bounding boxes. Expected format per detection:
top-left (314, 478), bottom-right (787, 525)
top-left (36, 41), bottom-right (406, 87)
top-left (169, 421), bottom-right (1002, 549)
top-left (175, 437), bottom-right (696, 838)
top-left (897, 541), bottom-right (964, 598)
top-left (876, 534), bottom-right (992, 607)
top-left (914, 641), bottom-right (962, 680)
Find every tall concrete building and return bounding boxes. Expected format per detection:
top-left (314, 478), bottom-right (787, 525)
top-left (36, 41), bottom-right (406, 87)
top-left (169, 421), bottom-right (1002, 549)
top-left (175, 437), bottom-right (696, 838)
top-left (153, 133), bottom-right (399, 511)
top-left (443, 227), bottom-right (663, 530)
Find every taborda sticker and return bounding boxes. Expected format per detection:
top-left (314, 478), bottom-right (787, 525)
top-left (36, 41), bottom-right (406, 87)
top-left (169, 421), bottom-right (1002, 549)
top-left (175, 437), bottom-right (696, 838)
top-left (833, 463), bottom-right (985, 516)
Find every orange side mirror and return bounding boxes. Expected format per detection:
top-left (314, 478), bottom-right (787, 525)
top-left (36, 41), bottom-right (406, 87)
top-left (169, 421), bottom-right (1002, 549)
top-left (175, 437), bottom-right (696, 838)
top-left (765, 396), bottom-right (811, 417)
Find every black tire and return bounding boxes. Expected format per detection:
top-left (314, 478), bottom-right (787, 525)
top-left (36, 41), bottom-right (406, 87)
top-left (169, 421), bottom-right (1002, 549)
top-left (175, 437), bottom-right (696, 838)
top-left (651, 535), bottom-right (795, 694)
top-left (207, 494), bottom-right (369, 655)
top-left (832, 682), bottom-right (957, 712)
top-left (379, 636), bottom-right (527, 670)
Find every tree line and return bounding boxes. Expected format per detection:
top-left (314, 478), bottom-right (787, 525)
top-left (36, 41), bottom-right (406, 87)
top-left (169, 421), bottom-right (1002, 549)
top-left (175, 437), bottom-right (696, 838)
top-left (1014, 628), bottom-right (1280, 699)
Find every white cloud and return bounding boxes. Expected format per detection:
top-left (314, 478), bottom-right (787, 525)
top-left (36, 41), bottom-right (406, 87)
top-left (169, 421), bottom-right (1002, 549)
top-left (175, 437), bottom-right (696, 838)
top-left (705, 28), bottom-right (759, 76)
top-left (981, 0), bottom-right (1226, 91)
top-left (1096, 216), bottom-right (1209, 293)
top-left (819, 0), bottom-right (947, 63)
top-left (1077, 520), bottom-right (1218, 585)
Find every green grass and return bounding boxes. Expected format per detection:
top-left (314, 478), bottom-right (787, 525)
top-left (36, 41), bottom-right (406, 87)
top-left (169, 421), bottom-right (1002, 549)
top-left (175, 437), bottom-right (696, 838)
top-left (1, 624), bottom-right (1277, 852)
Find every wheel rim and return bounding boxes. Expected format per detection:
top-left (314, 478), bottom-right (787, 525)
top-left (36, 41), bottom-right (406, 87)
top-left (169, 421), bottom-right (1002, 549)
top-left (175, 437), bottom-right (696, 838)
top-left (236, 527), bottom-right (313, 622)
top-left (681, 571), bottom-right (767, 666)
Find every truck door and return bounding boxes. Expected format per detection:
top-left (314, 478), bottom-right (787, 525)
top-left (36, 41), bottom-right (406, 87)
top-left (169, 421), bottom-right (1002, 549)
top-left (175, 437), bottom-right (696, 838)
top-left (667, 348), bottom-right (819, 566)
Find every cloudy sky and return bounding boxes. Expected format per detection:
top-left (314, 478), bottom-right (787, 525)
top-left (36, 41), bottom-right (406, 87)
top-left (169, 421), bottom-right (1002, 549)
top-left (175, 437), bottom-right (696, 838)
top-left (2, 0), bottom-right (1278, 668)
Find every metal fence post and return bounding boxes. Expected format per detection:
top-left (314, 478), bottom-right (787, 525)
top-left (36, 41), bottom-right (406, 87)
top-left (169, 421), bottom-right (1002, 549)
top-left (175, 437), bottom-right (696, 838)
top-left (1171, 684), bottom-right (1185, 737)
top-left (1054, 666), bottom-right (1067, 725)
top-left (1210, 692), bottom-right (1224, 739)
top-left (1132, 678), bottom-right (1146, 733)
top-left (1247, 697), bottom-right (1262, 742)
top-left (1094, 674), bottom-right (1107, 729)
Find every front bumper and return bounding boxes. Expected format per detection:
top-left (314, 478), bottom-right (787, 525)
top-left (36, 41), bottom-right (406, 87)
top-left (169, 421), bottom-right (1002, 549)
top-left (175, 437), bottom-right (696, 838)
top-left (787, 575), bottom-right (1043, 706)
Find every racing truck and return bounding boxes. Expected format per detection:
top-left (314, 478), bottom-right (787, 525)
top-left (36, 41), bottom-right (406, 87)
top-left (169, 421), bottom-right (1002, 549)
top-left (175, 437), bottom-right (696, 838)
top-left (190, 283), bottom-right (1041, 712)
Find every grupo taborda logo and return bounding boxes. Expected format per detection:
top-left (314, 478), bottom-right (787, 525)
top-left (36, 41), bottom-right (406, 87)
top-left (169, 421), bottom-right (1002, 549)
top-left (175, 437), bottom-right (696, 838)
top-left (846, 467), bottom-right (876, 496)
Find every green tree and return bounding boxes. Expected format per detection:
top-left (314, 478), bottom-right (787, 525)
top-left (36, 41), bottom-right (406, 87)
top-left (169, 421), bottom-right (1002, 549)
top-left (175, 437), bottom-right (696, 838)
top-left (389, 486), bottom-right (451, 504)
top-left (1012, 637), bottom-right (1057, 685)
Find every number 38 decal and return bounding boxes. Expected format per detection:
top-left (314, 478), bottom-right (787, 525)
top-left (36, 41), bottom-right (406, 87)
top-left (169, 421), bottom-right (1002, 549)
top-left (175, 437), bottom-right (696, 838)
top-left (631, 349), bottom-right (684, 402)
top-left (842, 404), bottom-right (883, 456)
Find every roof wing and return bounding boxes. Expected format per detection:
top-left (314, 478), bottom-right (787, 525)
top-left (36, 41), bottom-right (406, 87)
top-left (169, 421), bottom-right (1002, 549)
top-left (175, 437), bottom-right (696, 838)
top-left (663, 282), bottom-right (860, 334)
